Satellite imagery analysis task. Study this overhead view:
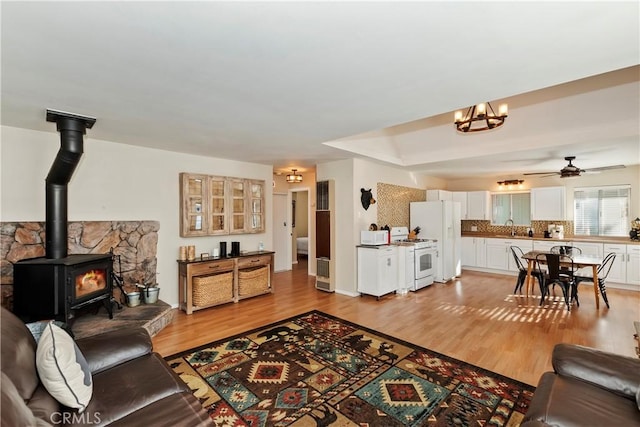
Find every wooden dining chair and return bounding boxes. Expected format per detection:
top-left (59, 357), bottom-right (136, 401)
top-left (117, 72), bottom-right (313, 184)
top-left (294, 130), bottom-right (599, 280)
top-left (510, 246), bottom-right (544, 294)
top-left (536, 253), bottom-right (577, 311)
top-left (574, 252), bottom-right (616, 309)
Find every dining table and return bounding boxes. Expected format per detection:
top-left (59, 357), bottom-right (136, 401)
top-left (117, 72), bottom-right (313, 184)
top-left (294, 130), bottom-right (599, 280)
top-left (521, 250), bottom-right (604, 309)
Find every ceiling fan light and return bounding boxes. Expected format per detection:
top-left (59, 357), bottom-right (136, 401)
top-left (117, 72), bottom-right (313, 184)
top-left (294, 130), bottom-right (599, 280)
top-left (524, 156), bottom-right (625, 179)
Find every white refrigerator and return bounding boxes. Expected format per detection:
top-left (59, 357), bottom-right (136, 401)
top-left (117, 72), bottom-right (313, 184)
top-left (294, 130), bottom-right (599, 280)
top-left (410, 201), bottom-right (461, 282)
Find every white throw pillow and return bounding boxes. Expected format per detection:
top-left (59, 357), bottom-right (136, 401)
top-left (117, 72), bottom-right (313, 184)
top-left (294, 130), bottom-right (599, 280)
top-left (36, 322), bottom-right (93, 412)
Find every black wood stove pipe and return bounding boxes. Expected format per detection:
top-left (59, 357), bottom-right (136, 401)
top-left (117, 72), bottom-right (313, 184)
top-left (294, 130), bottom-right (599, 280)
top-left (45, 109), bottom-right (96, 259)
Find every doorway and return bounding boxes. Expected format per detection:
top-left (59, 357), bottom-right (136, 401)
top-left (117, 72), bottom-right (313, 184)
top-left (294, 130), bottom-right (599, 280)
top-left (272, 193), bottom-right (290, 272)
top-left (291, 190), bottom-right (309, 264)
top-left (272, 188), bottom-right (311, 274)
top-left (290, 188), bottom-right (310, 275)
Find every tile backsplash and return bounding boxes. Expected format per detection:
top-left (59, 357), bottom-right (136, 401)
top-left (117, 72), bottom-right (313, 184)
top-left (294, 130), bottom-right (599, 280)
top-left (462, 220), bottom-right (574, 238)
top-left (376, 183), bottom-right (426, 228)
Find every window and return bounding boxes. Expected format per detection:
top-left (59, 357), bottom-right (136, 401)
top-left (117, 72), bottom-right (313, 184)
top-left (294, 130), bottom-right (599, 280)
top-left (574, 185), bottom-right (630, 236)
top-left (492, 192), bottom-right (531, 225)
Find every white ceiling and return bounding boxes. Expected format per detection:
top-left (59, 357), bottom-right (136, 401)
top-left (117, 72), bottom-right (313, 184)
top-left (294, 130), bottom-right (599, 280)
top-left (2, 2), bottom-right (639, 179)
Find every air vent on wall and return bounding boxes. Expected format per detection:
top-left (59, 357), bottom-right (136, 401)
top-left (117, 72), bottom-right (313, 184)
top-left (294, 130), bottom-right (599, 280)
top-left (317, 258), bottom-right (330, 278)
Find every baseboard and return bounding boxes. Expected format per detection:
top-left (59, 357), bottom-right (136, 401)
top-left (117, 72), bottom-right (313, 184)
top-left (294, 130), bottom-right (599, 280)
top-left (606, 282), bottom-right (640, 292)
top-left (335, 289), bottom-right (360, 297)
top-left (462, 267), bottom-right (518, 276)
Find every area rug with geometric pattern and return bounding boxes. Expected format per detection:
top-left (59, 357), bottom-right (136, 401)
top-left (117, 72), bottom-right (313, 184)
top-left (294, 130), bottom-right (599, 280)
top-left (166, 310), bottom-right (535, 426)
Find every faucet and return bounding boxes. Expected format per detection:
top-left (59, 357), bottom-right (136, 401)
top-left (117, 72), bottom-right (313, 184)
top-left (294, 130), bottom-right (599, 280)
top-left (505, 219), bottom-right (516, 236)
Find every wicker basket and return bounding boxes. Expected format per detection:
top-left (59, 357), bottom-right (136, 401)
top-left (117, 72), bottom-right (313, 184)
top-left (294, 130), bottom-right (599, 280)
top-left (192, 272), bottom-right (233, 306)
top-left (238, 266), bottom-right (269, 296)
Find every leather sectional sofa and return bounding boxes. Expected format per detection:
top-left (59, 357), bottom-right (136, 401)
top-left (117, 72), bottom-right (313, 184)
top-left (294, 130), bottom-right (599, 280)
top-left (1, 307), bottom-right (212, 426)
top-left (522, 343), bottom-right (640, 426)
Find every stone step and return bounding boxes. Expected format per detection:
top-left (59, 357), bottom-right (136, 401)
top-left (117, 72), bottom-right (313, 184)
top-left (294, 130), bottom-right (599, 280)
top-left (71, 300), bottom-right (174, 340)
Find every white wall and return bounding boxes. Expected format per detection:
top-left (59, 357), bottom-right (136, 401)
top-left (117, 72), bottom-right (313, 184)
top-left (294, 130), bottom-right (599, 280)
top-left (317, 158), bottom-right (446, 297)
top-left (446, 165), bottom-right (640, 220)
top-left (1, 126), bottom-right (273, 308)
top-left (353, 158), bottom-right (447, 232)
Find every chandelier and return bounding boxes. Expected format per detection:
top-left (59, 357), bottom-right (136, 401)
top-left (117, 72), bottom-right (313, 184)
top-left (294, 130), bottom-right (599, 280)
top-left (454, 102), bottom-right (508, 133)
top-left (286, 169), bottom-right (303, 183)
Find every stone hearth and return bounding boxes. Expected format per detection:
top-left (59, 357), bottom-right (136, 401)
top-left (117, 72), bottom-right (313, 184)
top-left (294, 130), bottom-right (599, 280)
top-left (71, 300), bottom-right (175, 340)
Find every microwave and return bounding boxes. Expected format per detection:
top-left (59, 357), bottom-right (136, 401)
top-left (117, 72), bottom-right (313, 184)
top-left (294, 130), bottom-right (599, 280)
top-left (360, 230), bottom-right (389, 245)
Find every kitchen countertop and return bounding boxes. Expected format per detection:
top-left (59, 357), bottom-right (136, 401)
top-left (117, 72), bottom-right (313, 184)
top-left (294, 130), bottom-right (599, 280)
top-left (461, 232), bottom-right (639, 245)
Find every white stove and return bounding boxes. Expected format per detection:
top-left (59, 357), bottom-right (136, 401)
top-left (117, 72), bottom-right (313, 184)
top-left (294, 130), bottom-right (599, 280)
top-left (395, 238), bottom-right (437, 249)
top-left (390, 227), bottom-right (437, 291)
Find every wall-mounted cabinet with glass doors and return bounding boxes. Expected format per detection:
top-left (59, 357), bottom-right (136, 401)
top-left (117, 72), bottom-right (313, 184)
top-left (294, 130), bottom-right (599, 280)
top-left (180, 173), bottom-right (265, 237)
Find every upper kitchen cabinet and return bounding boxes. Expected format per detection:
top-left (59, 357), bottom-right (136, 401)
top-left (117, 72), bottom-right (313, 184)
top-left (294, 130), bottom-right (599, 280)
top-left (427, 189), bottom-right (453, 201)
top-left (467, 191), bottom-right (491, 220)
top-left (180, 173), bottom-right (265, 237)
top-left (429, 191), bottom-right (468, 218)
top-left (531, 186), bottom-right (566, 220)
top-left (452, 192), bottom-right (468, 219)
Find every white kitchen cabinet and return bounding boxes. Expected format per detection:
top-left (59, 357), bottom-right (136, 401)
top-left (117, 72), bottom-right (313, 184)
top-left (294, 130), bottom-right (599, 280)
top-left (467, 191), bottom-right (490, 220)
top-left (533, 239), bottom-right (560, 252)
top-left (627, 245), bottom-right (640, 285)
top-left (485, 238), bottom-right (510, 271)
top-left (595, 244), bottom-right (640, 286)
top-left (486, 238), bottom-right (532, 271)
top-left (530, 186), bottom-right (566, 220)
top-left (357, 246), bottom-right (398, 299)
top-left (453, 192), bottom-right (468, 220)
top-left (571, 242), bottom-right (603, 257)
top-left (462, 237), bottom-right (487, 267)
top-left (603, 243), bottom-right (626, 284)
top-left (426, 189), bottom-right (453, 201)
top-left (462, 237), bottom-right (474, 267)
top-left (476, 238), bottom-right (487, 268)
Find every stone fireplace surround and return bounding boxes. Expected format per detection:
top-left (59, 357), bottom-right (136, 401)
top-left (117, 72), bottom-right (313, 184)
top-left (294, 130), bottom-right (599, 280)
top-left (1, 220), bottom-right (159, 310)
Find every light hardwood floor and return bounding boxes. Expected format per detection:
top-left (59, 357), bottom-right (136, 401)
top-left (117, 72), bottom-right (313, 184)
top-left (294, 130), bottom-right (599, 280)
top-left (153, 258), bottom-right (640, 387)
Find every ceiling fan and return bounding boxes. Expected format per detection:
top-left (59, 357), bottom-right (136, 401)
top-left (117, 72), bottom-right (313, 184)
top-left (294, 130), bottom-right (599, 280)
top-left (523, 156), bottom-right (625, 178)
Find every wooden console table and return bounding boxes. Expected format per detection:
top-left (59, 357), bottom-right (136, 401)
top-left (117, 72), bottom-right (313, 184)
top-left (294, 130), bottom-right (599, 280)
top-left (178, 251), bottom-right (274, 314)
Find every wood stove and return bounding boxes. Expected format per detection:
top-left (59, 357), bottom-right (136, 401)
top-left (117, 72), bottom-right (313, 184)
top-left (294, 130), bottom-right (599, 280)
top-left (13, 254), bottom-right (113, 323)
top-left (12, 109), bottom-right (114, 324)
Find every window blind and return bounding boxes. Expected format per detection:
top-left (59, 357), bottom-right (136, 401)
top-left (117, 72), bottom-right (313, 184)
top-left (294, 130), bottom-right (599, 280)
top-left (492, 192), bottom-right (531, 225)
top-left (574, 185), bottom-right (630, 236)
